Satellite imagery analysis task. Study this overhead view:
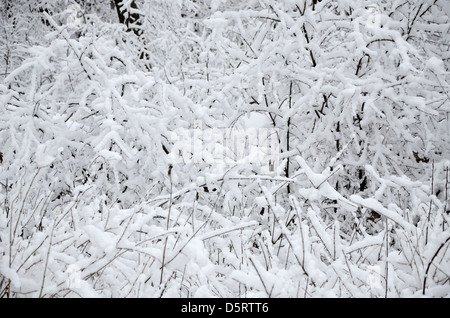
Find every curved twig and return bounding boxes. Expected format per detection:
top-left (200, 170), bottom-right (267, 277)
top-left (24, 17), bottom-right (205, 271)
top-left (422, 235), bottom-right (450, 295)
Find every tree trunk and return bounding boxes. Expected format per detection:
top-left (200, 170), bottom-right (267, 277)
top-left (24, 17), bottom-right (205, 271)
top-left (113, 0), bottom-right (142, 37)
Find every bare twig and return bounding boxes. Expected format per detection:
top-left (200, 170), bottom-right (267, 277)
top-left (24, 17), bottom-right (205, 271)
top-left (160, 165), bottom-right (173, 285)
top-left (443, 166), bottom-right (449, 231)
top-left (426, 160), bottom-right (435, 245)
top-left (385, 218), bottom-right (389, 298)
top-left (13, 168), bottom-right (41, 240)
top-left (39, 220), bottom-right (56, 298)
top-left (405, 3), bottom-right (424, 41)
top-left (249, 256), bottom-right (272, 297)
top-left (422, 235), bottom-right (450, 295)
top-left (290, 197), bottom-right (306, 269)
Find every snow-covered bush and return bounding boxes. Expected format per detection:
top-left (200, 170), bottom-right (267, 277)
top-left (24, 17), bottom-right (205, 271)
top-left (0, 0), bottom-right (449, 297)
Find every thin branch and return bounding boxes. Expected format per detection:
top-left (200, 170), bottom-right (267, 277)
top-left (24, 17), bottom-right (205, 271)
top-left (160, 165), bottom-right (173, 285)
top-left (38, 220), bottom-right (56, 298)
top-left (249, 256), bottom-right (272, 297)
top-left (423, 235), bottom-right (450, 295)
